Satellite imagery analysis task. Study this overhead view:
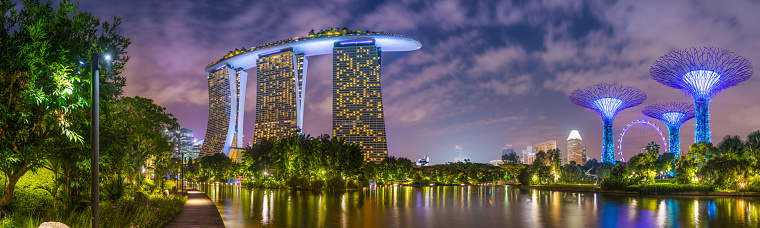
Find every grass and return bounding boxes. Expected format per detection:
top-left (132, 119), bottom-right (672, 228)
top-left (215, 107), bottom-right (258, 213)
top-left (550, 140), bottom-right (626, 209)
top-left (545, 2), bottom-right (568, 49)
top-left (0, 169), bottom-right (187, 228)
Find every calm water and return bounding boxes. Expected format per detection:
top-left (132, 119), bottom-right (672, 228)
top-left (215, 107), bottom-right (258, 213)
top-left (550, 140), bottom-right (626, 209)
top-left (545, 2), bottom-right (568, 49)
top-left (192, 183), bottom-right (759, 228)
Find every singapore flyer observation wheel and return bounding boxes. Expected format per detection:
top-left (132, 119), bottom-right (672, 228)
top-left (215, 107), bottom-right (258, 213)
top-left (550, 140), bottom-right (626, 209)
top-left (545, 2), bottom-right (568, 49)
top-left (618, 119), bottom-right (667, 162)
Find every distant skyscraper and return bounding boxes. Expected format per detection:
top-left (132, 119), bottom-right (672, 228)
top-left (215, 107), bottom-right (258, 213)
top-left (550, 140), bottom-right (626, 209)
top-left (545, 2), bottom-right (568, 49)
top-left (454, 145), bottom-right (464, 162)
top-left (191, 140), bottom-right (203, 160)
top-left (333, 41), bottom-right (387, 163)
top-left (174, 128), bottom-right (194, 159)
top-left (567, 130), bottom-right (584, 165)
top-left (502, 144), bottom-right (514, 156)
top-left (581, 146), bottom-right (587, 164)
top-left (164, 128), bottom-right (194, 159)
top-left (522, 146), bottom-right (534, 164)
top-left (254, 48), bottom-right (306, 144)
top-left (201, 66), bottom-right (247, 157)
top-left (534, 140), bottom-right (557, 153)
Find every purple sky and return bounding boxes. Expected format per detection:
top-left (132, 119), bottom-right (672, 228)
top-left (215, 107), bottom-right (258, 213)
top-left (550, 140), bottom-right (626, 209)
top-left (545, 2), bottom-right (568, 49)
top-left (77, 0), bottom-right (760, 164)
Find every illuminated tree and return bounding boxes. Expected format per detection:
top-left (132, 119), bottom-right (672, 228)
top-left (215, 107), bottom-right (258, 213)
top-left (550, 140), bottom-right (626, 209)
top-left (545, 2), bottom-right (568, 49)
top-left (642, 102), bottom-right (695, 158)
top-left (570, 83), bottom-right (647, 163)
top-left (651, 47), bottom-right (753, 143)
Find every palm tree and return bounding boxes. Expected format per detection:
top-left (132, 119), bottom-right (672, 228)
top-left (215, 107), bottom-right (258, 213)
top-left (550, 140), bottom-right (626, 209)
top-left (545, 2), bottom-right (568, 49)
top-left (717, 135), bottom-right (744, 156)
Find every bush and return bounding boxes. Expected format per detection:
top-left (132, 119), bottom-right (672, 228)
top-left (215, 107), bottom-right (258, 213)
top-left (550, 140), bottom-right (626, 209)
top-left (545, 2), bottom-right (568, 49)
top-left (309, 179), bottom-right (325, 190)
top-left (285, 176), bottom-right (310, 190)
top-left (599, 179), bottom-right (630, 191)
top-left (629, 183), bottom-right (715, 195)
top-left (325, 177), bottom-right (347, 190)
top-left (516, 168), bottom-right (535, 186)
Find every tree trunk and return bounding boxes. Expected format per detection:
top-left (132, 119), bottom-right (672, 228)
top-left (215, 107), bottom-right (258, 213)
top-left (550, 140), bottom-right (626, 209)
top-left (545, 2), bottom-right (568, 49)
top-left (0, 163), bottom-right (31, 207)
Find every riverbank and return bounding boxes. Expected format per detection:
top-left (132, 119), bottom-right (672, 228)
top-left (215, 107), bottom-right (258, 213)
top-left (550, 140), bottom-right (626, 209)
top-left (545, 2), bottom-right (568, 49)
top-left (518, 184), bottom-right (760, 197)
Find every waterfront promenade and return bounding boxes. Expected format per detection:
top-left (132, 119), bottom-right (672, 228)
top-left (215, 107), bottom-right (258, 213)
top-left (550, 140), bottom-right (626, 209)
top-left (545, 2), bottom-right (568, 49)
top-left (165, 188), bottom-right (225, 228)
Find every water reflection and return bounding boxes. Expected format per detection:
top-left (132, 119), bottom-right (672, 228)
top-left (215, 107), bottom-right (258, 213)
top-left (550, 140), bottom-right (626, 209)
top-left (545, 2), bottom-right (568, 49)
top-left (193, 183), bottom-right (759, 228)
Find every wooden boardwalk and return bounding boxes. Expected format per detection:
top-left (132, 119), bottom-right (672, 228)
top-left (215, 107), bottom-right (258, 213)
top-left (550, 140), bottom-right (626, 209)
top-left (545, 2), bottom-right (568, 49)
top-left (165, 188), bottom-right (225, 228)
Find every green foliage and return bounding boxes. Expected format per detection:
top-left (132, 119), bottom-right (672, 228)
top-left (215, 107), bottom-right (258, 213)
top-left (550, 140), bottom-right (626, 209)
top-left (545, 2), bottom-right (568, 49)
top-left (599, 178), bottom-right (630, 191)
top-left (0, 193), bottom-right (185, 228)
top-left (717, 135), bottom-right (744, 156)
top-left (200, 153), bottom-right (233, 182)
top-left (517, 167), bottom-right (537, 186)
top-left (628, 183), bottom-right (715, 195)
top-left (0, 0), bottom-right (133, 208)
top-left (627, 142), bottom-right (661, 184)
top-left (414, 160), bottom-right (503, 185)
top-left (242, 134), bottom-right (364, 190)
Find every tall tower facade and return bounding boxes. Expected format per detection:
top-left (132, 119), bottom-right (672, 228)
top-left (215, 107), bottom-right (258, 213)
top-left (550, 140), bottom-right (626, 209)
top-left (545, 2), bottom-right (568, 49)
top-left (201, 66), bottom-right (247, 157)
top-left (534, 140), bottom-right (557, 153)
top-left (171, 128), bottom-right (194, 159)
top-left (332, 40), bottom-right (387, 163)
top-left (254, 48), bottom-right (307, 144)
top-left (567, 130), bottom-right (584, 165)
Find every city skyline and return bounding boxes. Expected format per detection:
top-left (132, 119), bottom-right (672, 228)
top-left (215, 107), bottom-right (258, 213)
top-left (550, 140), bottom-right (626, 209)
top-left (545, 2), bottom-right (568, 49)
top-left (76, 0), bottom-right (760, 164)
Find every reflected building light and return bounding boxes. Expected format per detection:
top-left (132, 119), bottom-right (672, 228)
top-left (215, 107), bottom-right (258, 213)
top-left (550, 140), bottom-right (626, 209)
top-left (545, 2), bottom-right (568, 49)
top-left (693, 200), bottom-right (699, 222)
top-left (262, 191), bottom-right (270, 225)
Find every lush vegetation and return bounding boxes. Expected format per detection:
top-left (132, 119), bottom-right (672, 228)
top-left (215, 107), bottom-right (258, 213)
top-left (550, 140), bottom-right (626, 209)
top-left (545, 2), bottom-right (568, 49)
top-left (182, 134), bottom-right (514, 191)
top-left (596, 131), bottom-right (760, 193)
top-left (0, 1), bottom-right (185, 226)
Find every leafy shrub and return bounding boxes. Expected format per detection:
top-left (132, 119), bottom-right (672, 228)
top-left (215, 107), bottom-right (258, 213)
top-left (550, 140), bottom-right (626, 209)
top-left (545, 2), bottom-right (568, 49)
top-left (516, 168), bottom-right (535, 186)
top-left (325, 177), bottom-right (346, 190)
top-left (599, 179), bottom-right (630, 191)
top-left (309, 179), bottom-right (325, 190)
top-left (285, 176), bottom-right (310, 190)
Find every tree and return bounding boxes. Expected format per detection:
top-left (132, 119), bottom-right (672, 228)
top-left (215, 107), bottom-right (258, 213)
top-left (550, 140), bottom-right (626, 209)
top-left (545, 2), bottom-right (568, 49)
top-left (0, 0), bottom-right (129, 207)
top-left (201, 153), bottom-right (233, 181)
top-left (654, 153), bottom-right (676, 177)
top-left (627, 147), bottom-right (659, 184)
top-left (501, 152), bottom-right (520, 165)
top-left (745, 130), bottom-right (760, 157)
top-left (545, 149), bottom-right (562, 183)
top-left (717, 135), bottom-right (744, 156)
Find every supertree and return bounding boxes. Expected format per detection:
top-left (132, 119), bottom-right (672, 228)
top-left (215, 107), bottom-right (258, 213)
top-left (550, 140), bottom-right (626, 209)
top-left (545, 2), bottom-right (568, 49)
top-left (651, 47), bottom-right (753, 143)
top-left (642, 102), bottom-right (695, 158)
top-left (570, 83), bottom-right (647, 163)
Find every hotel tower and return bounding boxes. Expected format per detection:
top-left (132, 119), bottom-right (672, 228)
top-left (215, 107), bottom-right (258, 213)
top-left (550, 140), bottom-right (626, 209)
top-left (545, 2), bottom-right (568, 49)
top-left (202, 29), bottom-right (421, 162)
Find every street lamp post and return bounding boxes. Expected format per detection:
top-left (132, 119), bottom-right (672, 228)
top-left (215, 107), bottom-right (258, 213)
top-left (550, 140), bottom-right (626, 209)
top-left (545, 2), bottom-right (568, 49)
top-left (90, 53), bottom-right (100, 228)
top-left (90, 52), bottom-right (110, 228)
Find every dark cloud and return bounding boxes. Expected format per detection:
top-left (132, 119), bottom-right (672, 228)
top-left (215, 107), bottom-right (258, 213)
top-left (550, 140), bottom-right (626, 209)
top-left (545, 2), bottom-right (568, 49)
top-left (77, 0), bottom-right (760, 164)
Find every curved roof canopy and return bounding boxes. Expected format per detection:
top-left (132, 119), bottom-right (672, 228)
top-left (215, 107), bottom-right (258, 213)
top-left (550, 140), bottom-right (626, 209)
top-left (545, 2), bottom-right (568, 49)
top-left (569, 83), bottom-right (647, 120)
top-left (205, 33), bottom-right (421, 73)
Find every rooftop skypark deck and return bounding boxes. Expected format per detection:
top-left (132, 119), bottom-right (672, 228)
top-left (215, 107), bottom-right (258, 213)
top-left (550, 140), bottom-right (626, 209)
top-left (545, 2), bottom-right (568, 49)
top-left (204, 29), bottom-right (421, 73)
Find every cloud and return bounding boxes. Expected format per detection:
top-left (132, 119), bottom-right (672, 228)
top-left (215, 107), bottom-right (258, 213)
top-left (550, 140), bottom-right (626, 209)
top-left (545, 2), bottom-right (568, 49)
top-left (78, 0), bottom-right (760, 163)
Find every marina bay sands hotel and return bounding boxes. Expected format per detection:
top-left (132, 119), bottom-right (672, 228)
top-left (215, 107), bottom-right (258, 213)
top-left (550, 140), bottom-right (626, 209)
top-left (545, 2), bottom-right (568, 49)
top-left (201, 29), bottom-right (421, 162)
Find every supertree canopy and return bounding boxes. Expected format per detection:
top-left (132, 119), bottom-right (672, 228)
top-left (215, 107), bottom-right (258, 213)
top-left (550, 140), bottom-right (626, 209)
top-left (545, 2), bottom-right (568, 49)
top-left (570, 83), bottom-right (647, 163)
top-left (642, 102), bottom-right (695, 158)
top-left (651, 47), bottom-right (753, 143)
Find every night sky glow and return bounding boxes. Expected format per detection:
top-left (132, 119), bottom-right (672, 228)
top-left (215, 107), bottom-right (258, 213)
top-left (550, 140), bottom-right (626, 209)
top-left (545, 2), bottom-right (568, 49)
top-left (73, 0), bottom-right (760, 164)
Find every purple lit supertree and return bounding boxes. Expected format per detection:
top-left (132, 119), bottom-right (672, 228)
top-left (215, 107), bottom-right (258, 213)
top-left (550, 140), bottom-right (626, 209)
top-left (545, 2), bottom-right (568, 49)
top-left (651, 47), bottom-right (753, 143)
top-left (570, 83), bottom-right (647, 163)
top-left (642, 102), bottom-right (695, 158)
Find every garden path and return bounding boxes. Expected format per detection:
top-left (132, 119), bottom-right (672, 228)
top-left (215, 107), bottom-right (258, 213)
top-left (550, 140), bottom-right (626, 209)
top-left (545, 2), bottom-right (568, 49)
top-left (164, 188), bottom-right (225, 228)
